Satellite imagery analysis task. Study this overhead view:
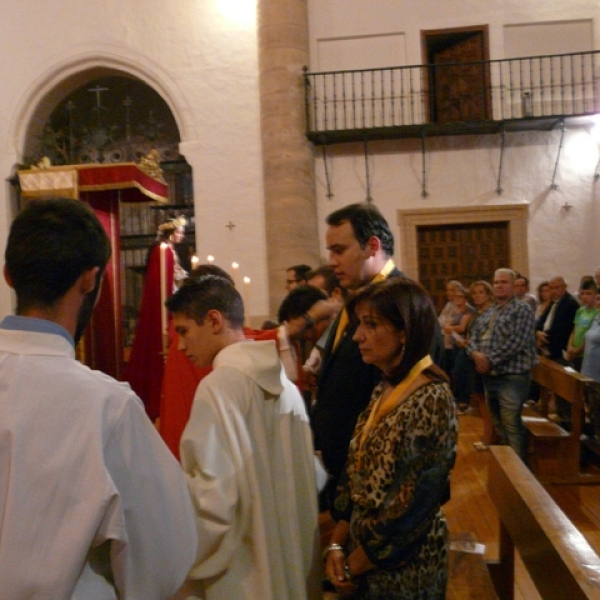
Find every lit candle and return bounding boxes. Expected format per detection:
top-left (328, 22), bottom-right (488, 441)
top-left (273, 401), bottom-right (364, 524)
top-left (159, 243), bottom-right (168, 354)
top-left (191, 255), bottom-right (200, 269)
top-left (231, 262), bottom-right (239, 288)
top-left (243, 276), bottom-right (251, 324)
top-left (207, 255), bottom-right (215, 264)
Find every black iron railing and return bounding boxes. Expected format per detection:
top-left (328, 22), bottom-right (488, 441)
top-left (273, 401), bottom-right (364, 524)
top-left (304, 50), bottom-right (600, 142)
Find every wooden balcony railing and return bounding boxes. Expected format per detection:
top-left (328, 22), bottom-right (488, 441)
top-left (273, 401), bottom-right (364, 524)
top-left (304, 50), bottom-right (600, 143)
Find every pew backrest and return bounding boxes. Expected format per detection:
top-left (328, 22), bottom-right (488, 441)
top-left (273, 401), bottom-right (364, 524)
top-left (488, 446), bottom-right (600, 600)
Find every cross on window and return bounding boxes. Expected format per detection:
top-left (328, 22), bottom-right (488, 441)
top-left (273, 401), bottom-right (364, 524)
top-left (88, 85), bottom-right (109, 108)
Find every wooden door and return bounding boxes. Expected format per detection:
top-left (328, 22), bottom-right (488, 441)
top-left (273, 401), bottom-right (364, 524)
top-left (417, 222), bottom-right (510, 313)
top-left (423, 27), bottom-right (491, 124)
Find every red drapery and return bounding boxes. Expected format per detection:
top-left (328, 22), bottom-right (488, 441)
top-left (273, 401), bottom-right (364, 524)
top-left (18, 163), bottom-right (168, 381)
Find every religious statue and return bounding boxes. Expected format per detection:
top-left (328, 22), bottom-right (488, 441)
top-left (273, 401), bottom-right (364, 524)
top-left (124, 216), bottom-right (188, 422)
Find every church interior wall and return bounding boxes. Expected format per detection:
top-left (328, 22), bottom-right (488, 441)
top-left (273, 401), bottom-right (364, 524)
top-left (2, 1), bottom-right (600, 320)
top-left (308, 0), bottom-right (600, 291)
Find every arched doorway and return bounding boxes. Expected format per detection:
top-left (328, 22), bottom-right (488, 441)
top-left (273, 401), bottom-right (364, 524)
top-left (18, 68), bottom-right (195, 372)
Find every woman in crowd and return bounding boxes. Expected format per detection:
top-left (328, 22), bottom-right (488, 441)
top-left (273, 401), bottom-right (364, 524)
top-left (457, 280), bottom-right (497, 449)
top-left (438, 279), bottom-right (462, 374)
top-left (443, 284), bottom-right (475, 411)
top-left (581, 313), bottom-right (600, 441)
top-left (324, 278), bottom-right (458, 599)
top-left (535, 281), bottom-right (551, 320)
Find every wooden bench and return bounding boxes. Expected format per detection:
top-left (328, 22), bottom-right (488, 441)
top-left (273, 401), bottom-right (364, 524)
top-left (525, 356), bottom-right (597, 482)
top-left (447, 532), bottom-right (498, 599)
top-left (487, 446), bottom-right (600, 600)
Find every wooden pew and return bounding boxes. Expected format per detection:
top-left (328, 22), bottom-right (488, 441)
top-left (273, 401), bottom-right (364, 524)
top-left (487, 446), bottom-right (600, 600)
top-left (525, 356), bottom-right (598, 482)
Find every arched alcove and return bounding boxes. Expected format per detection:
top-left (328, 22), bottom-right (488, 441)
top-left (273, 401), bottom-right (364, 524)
top-left (14, 61), bottom-right (196, 357)
top-left (10, 49), bottom-right (196, 157)
top-left (24, 71), bottom-right (182, 167)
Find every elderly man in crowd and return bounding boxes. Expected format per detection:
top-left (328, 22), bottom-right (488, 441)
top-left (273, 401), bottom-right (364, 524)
top-left (535, 275), bottom-right (579, 363)
top-left (467, 268), bottom-right (538, 462)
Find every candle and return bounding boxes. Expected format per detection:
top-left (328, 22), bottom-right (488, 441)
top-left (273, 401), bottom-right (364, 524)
top-left (243, 276), bottom-right (251, 324)
top-left (159, 243), bottom-right (168, 354)
top-left (191, 255), bottom-right (200, 269)
top-left (207, 255), bottom-right (215, 264)
top-left (231, 262), bottom-right (239, 288)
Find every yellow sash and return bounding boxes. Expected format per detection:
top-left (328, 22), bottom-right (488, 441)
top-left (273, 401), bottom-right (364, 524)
top-left (332, 259), bottom-right (397, 351)
top-left (358, 355), bottom-right (433, 460)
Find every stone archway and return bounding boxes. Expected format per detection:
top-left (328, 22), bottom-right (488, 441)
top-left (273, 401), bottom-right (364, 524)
top-left (10, 50), bottom-right (196, 161)
top-left (12, 57), bottom-right (197, 360)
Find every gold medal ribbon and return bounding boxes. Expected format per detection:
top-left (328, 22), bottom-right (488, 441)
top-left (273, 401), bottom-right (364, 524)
top-left (357, 354), bottom-right (433, 462)
top-left (332, 259), bottom-right (397, 351)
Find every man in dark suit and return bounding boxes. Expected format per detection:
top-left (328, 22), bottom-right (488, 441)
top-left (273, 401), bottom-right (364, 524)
top-left (310, 203), bottom-right (443, 509)
top-left (535, 276), bottom-right (579, 363)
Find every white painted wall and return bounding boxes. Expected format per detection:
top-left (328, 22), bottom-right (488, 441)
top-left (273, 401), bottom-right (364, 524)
top-left (0, 0), bottom-right (267, 320)
top-left (2, 0), bottom-right (600, 320)
top-left (308, 0), bottom-right (600, 292)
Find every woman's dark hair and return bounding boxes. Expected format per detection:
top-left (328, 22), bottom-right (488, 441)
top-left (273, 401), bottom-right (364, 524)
top-left (348, 276), bottom-right (447, 385)
top-left (537, 280), bottom-right (550, 302)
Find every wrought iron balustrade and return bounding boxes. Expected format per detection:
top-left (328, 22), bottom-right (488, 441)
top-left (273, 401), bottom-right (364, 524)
top-left (304, 50), bottom-right (600, 143)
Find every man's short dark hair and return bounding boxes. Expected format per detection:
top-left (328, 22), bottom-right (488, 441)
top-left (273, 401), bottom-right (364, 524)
top-left (326, 203), bottom-right (394, 256)
top-left (514, 274), bottom-right (529, 286)
top-left (278, 284), bottom-right (327, 323)
top-left (190, 263), bottom-right (234, 285)
top-left (306, 266), bottom-right (341, 297)
top-left (5, 198), bottom-right (111, 313)
top-left (166, 275), bottom-right (244, 329)
top-left (580, 276), bottom-right (597, 292)
top-left (287, 264), bottom-right (312, 283)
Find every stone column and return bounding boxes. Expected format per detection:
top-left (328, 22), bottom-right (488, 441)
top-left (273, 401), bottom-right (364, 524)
top-left (258, 0), bottom-right (320, 316)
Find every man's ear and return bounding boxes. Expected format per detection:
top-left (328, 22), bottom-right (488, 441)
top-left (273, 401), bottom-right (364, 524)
top-left (366, 235), bottom-right (382, 257)
top-left (205, 309), bottom-right (224, 333)
top-left (3, 265), bottom-right (14, 289)
top-left (331, 286), bottom-right (344, 304)
top-left (79, 267), bottom-right (100, 295)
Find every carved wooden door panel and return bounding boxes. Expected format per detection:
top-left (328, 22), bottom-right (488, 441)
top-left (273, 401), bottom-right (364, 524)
top-left (417, 222), bottom-right (510, 313)
top-left (432, 32), bottom-right (490, 123)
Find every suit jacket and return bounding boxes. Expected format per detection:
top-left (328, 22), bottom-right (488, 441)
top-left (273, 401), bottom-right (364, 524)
top-left (311, 267), bottom-right (444, 506)
top-left (535, 292), bottom-right (579, 360)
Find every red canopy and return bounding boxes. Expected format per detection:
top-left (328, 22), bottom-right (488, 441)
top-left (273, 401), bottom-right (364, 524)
top-left (18, 163), bottom-right (168, 379)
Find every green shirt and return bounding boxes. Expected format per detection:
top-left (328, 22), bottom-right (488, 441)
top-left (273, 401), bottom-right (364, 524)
top-left (573, 306), bottom-right (599, 353)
